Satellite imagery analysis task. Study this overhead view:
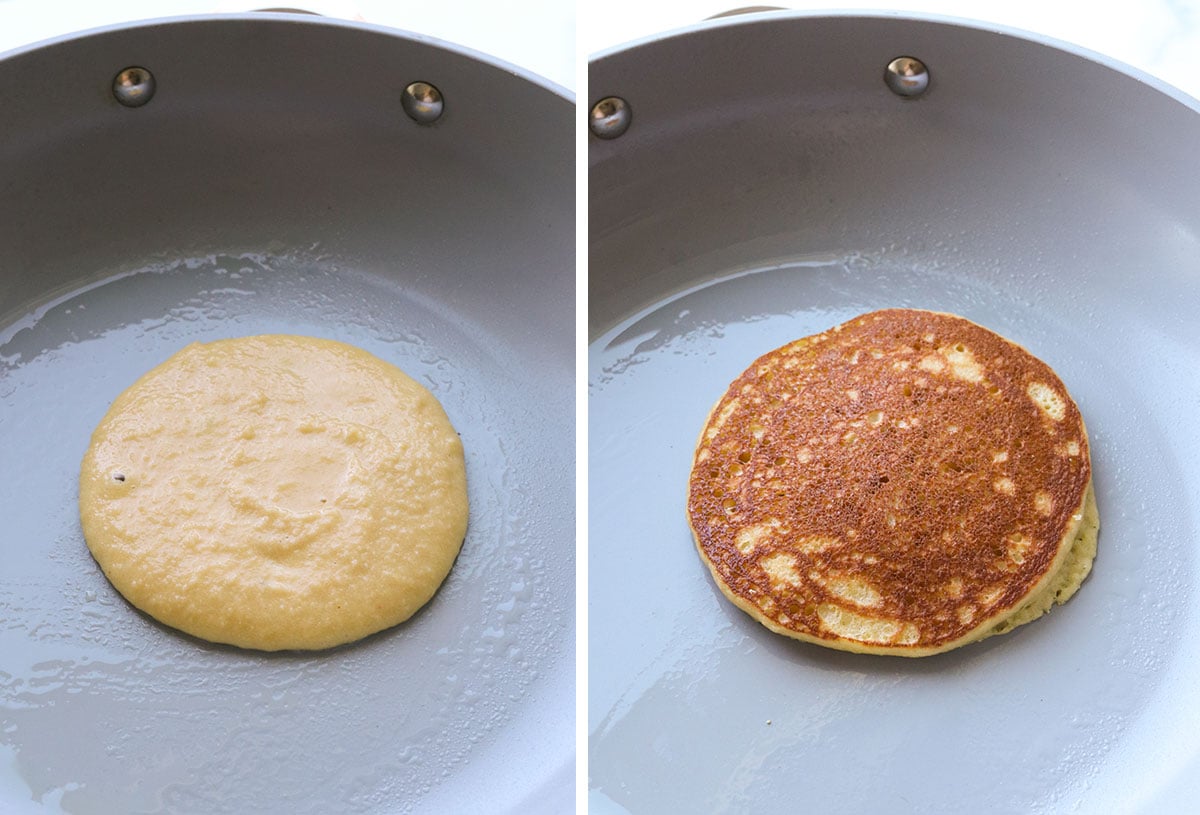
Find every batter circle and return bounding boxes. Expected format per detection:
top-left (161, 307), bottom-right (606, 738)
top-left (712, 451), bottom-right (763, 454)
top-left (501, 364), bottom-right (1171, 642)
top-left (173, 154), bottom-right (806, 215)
top-left (79, 335), bottom-right (469, 651)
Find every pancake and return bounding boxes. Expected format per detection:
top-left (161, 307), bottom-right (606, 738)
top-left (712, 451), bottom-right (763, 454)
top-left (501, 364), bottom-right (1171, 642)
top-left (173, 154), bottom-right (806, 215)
top-left (687, 309), bottom-right (1097, 656)
top-left (79, 335), bottom-right (469, 651)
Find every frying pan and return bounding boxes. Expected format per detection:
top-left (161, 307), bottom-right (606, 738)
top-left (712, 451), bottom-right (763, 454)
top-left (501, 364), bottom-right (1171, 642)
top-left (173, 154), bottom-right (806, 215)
top-left (0, 14), bottom-right (573, 814)
top-left (589, 11), bottom-right (1200, 814)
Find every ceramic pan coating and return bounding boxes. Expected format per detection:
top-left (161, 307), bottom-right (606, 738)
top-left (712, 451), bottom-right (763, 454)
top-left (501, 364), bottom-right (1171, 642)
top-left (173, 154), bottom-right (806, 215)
top-left (0, 15), bottom-right (574, 814)
top-left (590, 12), bottom-right (1200, 814)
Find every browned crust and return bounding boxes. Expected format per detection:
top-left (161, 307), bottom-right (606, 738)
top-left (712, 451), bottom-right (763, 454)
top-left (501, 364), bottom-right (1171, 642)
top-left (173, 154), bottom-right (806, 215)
top-left (687, 309), bottom-right (1092, 655)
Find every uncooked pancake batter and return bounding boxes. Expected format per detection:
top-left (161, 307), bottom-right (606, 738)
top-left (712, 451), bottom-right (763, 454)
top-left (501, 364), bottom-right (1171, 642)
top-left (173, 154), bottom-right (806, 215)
top-left (79, 335), bottom-right (469, 651)
top-left (687, 309), bottom-right (1097, 656)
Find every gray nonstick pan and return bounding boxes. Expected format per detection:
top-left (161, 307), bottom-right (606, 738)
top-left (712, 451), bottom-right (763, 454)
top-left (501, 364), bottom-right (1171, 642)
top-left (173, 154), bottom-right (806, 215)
top-left (590, 11), bottom-right (1200, 814)
top-left (0, 14), bottom-right (573, 814)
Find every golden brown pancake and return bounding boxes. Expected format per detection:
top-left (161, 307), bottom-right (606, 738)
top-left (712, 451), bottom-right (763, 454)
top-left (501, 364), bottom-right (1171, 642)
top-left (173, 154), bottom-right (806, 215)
top-left (80, 335), bottom-right (469, 652)
top-left (687, 309), bottom-right (1096, 656)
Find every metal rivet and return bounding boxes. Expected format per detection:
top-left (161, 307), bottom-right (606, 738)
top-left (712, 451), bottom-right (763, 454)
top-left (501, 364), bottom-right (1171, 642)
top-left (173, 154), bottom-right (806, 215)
top-left (112, 66), bottom-right (156, 107)
top-left (589, 96), bottom-right (631, 139)
top-left (402, 81), bottom-right (444, 125)
top-left (884, 56), bottom-right (929, 98)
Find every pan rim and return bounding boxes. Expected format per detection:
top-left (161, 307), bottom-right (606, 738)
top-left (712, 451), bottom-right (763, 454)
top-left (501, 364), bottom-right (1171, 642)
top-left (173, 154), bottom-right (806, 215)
top-left (587, 8), bottom-right (1200, 114)
top-left (0, 11), bottom-right (575, 104)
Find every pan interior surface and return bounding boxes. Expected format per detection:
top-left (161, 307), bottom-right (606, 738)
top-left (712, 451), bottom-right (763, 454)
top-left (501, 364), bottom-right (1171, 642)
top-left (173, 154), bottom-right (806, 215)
top-left (0, 16), bottom-right (573, 815)
top-left (590, 13), bottom-right (1200, 814)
